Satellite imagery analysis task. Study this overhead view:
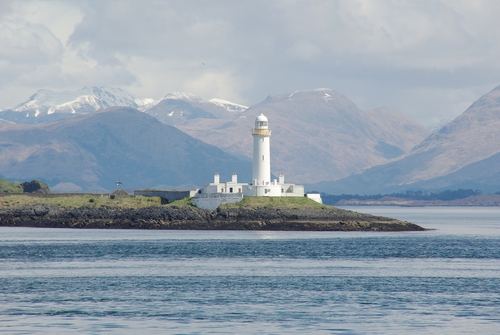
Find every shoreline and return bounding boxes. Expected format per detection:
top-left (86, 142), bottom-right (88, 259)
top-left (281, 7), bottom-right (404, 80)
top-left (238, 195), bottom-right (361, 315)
top-left (335, 194), bottom-right (500, 207)
top-left (0, 204), bottom-right (426, 232)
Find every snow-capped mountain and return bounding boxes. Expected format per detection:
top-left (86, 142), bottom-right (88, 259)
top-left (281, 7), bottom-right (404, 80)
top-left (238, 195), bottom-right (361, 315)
top-left (209, 98), bottom-right (247, 113)
top-left (0, 86), bottom-right (155, 124)
top-left (161, 92), bottom-right (204, 103)
top-left (156, 92), bottom-right (247, 113)
top-left (143, 92), bottom-right (246, 126)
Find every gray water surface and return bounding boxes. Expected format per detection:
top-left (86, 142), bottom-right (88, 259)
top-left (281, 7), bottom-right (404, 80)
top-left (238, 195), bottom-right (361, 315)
top-left (1, 206), bottom-right (499, 334)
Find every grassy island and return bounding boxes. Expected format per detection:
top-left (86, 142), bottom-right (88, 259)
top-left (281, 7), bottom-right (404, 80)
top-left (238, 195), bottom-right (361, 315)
top-left (0, 194), bottom-right (426, 231)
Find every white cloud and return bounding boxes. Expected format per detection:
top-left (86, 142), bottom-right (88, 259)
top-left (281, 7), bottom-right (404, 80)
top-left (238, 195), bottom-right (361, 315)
top-left (183, 71), bottom-right (246, 103)
top-left (1, 0), bottom-right (500, 125)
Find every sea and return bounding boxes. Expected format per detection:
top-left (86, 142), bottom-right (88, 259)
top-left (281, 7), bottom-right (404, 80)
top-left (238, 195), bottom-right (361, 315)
top-left (1, 206), bottom-right (500, 334)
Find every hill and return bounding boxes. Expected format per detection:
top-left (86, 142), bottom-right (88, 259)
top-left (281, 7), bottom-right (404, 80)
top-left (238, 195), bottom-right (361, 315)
top-left (143, 92), bottom-right (246, 126)
top-left (311, 85), bottom-right (500, 194)
top-left (0, 86), bottom-right (154, 124)
top-left (175, 89), bottom-right (431, 183)
top-left (0, 107), bottom-right (252, 192)
top-left (0, 87), bottom-right (430, 186)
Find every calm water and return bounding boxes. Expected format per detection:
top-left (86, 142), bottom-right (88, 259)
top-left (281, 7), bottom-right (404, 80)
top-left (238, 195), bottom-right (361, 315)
top-left (1, 206), bottom-right (500, 334)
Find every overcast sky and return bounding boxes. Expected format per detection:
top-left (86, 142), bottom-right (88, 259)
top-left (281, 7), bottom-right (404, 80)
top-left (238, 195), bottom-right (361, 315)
top-left (1, 0), bottom-right (500, 125)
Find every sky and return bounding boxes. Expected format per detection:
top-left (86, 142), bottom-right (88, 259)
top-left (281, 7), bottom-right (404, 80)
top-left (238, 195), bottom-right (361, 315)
top-left (1, 0), bottom-right (500, 126)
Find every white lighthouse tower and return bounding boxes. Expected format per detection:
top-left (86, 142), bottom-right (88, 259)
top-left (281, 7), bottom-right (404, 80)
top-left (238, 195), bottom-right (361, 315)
top-left (196, 112), bottom-right (308, 204)
top-left (252, 113), bottom-right (271, 185)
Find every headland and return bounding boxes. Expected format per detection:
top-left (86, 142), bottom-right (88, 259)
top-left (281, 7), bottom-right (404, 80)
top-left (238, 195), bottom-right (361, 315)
top-left (0, 194), bottom-right (425, 231)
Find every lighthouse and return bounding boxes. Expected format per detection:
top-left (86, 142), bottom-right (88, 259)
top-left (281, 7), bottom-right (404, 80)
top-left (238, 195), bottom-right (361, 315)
top-left (196, 112), bottom-right (307, 203)
top-left (252, 113), bottom-right (271, 185)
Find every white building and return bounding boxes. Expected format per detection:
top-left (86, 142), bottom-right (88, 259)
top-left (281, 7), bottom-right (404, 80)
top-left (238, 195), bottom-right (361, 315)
top-left (199, 113), bottom-right (304, 198)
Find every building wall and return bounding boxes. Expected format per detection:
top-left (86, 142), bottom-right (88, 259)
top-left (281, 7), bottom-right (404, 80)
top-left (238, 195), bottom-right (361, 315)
top-left (203, 182), bottom-right (247, 194)
top-left (134, 190), bottom-right (199, 202)
top-left (280, 184), bottom-right (305, 197)
top-left (306, 193), bottom-right (323, 203)
top-left (192, 193), bottom-right (243, 211)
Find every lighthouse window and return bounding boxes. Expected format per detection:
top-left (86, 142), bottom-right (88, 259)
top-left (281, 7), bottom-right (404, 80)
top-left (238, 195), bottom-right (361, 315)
top-left (262, 155), bottom-right (264, 161)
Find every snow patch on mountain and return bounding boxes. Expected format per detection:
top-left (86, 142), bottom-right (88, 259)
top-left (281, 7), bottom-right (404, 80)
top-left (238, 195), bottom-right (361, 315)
top-left (161, 92), bottom-right (203, 102)
top-left (209, 98), bottom-right (247, 112)
top-left (6, 86), bottom-right (154, 117)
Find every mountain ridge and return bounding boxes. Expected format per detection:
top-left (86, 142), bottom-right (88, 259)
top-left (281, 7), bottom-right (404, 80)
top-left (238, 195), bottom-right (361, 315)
top-left (0, 107), bottom-right (252, 192)
top-left (309, 85), bottom-right (500, 194)
top-left (175, 89), bottom-right (430, 184)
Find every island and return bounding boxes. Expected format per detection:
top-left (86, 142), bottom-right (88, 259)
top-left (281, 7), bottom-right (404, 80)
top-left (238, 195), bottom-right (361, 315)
top-left (0, 194), bottom-right (425, 231)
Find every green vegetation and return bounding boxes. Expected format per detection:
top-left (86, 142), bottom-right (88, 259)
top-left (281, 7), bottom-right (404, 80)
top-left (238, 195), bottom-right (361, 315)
top-left (0, 179), bottom-right (23, 193)
top-left (220, 196), bottom-right (326, 209)
top-left (167, 197), bottom-right (194, 207)
top-left (0, 193), bottom-right (326, 211)
top-left (0, 194), bottom-right (163, 209)
top-left (0, 178), bottom-right (51, 194)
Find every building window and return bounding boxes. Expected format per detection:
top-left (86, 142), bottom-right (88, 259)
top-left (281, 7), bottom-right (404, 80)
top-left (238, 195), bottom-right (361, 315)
top-left (238, 188), bottom-right (241, 193)
top-left (230, 187), bottom-right (233, 193)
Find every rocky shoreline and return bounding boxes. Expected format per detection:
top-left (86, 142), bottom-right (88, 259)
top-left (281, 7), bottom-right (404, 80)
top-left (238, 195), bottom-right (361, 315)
top-left (0, 204), bottom-right (425, 231)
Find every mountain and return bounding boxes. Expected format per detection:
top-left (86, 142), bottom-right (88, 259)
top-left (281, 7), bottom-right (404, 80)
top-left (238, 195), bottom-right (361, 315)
top-left (427, 119), bottom-right (452, 132)
top-left (310, 85), bottom-right (500, 194)
top-left (208, 98), bottom-right (248, 113)
top-left (175, 89), bottom-right (431, 184)
top-left (143, 92), bottom-right (246, 126)
top-left (0, 107), bottom-right (251, 192)
top-left (0, 86), bottom-right (431, 187)
top-left (0, 86), bottom-right (155, 124)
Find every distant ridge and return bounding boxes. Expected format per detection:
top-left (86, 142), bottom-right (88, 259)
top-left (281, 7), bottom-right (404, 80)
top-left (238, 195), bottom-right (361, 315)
top-left (0, 107), bottom-right (252, 192)
top-left (176, 89), bottom-right (430, 184)
top-left (0, 86), bottom-right (155, 124)
top-left (143, 92), bottom-right (245, 126)
top-left (309, 85), bottom-right (500, 194)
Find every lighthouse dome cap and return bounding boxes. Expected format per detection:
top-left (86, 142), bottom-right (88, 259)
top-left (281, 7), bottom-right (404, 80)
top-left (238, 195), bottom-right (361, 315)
top-left (256, 113), bottom-right (268, 122)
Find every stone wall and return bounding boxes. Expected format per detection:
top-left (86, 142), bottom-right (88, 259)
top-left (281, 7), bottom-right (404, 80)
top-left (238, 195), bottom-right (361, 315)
top-left (192, 193), bottom-right (243, 211)
top-left (134, 189), bottom-right (199, 203)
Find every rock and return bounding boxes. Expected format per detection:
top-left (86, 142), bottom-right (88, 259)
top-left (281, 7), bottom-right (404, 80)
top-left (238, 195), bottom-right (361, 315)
top-left (0, 204), bottom-right (425, 231)
top-left (21, 180), bottom-right (51, 194)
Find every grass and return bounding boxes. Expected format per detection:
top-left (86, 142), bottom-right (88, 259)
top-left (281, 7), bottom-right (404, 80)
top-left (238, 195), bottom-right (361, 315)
top-left (219, 196), bottom-right (327, 209)
top-left (0, 179), bottom-right (23, 193)
top-left (0, 194), bottom-right (325, 210)
top-left (0, 194), bottom-right (163, 209)
top-left (167, 197), bottom-right (194, 207)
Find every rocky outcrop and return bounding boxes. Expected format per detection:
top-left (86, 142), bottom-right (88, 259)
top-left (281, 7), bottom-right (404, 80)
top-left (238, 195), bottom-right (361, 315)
top-left (0, 205), bottom-right (425, 231)
top-left (21, 180), bottom-right (51, 194)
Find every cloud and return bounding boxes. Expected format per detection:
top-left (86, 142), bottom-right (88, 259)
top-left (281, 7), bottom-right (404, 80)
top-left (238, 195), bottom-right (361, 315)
top-left (1, 0), bottom-right (500, 125)
top-left (0, 21), bottom-right (62, 78)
